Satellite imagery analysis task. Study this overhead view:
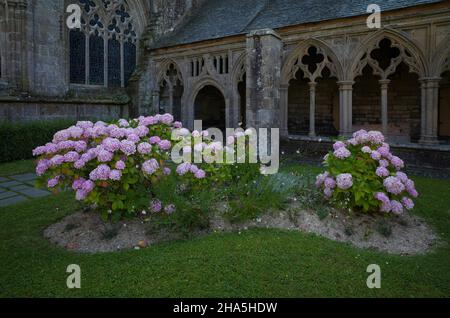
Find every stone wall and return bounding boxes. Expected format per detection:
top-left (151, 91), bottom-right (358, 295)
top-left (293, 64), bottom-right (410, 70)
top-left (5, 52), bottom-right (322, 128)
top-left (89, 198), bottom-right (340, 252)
top-left (0, 0), bottom-right (154, 122)
top-left (0, 98), bottom-right (129, 122)
top-left (282, 139), bottom-right (450, 179)
top-left (288, 77), bottom-right (309, 135)
top-left (26, 0), bottom-right (67, 96)
top-left (288, 76), bottom-right (339, 136)
top-left (353, 65), bottom-right (421, 142)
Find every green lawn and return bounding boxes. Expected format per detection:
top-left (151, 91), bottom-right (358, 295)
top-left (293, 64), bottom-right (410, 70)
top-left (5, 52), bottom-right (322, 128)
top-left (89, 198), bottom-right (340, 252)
top-left (0, 159), bottom-right (35, 176)
top-left (0, 161), bottom-right (449, 297)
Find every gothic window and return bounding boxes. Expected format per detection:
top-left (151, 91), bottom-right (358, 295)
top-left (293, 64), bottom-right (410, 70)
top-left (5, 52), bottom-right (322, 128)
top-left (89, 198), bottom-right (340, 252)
top-left (108, 36), bottom-right (121, 87)
top-left (69, 0), bottom-right (137, 87)
top-left (190, 58), bottom-right (205, 77)
top-left (213, 55), bottom-right (229, 74)
top-left (158, 63), bottom-right (184, 121)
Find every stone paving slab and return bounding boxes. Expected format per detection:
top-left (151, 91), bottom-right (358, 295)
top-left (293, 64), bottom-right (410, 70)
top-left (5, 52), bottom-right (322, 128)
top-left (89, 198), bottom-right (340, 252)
top-left (0, 195), bottom-right (27, 207)
top-left (0, 180), bottom-right (23, 188)
top-left (10, 185), bottom-right (33, 192)
top-left (0, 191), bottom-right (18, 200)
top-left (0, 173), bottom-right (50, 207)
top-left (18, 188), bottom-right (50, 199)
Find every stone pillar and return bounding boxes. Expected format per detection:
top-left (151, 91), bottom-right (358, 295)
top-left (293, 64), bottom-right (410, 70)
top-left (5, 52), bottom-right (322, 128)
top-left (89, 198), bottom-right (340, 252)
top-left (85, 35), bottom-right (90, 85)
top-left (120, 41), bottom-right (125, 88)
top-left (246, 29), bottom-right (282, 130)
top-left (181, 90), bottom-right (195, 131)
top-left (104, 37), bottom-right (109, 88)
top-left (235, 90), bottom-right (242, 128)
top-left (420, 77), bottom-right (441, 144)
top-left (338, 81), bottom-right (354, 136)
top-left (420, 79), bottom-right (427, 140)
top-left (309, 81), bottom-right (317, 137)
top-left (379, 79), bottom-right (390, 136)
top-left (280, 84), bottom-right (289, 138)
top-left (152, 90), bottom-right (160, 114)
top-left (168, 86), bottom-right (174, 115)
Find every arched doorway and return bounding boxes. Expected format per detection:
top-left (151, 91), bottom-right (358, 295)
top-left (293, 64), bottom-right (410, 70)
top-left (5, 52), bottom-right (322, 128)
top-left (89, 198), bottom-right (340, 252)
top-left (194, 85), bottom-right (226, 130)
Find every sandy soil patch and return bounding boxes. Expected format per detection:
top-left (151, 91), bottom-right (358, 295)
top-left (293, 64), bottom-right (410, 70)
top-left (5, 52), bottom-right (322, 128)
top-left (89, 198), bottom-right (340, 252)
top-left (44, 203), bottom-right (438, 255)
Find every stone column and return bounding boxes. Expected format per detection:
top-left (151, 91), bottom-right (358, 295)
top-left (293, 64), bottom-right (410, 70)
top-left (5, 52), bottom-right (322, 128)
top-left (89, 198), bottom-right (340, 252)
top-left (420, 77), bottom-right (441, 144)
top-left (85, 34), bottom-right (90, 85)
top-left (235, 90), bottom-right (242, 128)
top-left (420, 79), bottom-right (427, 140)
top-left (104, 37), bottom-right (109, 87)
top-left (308, 81), bottom-right (317, 137)
top-left (152, 89), bottom-right (160, 114)
top-left (120, 40), bottom-right (125, 87)
top-left (280, 84), bottom-right (289, 138)
top-left (246, 29), bottom-right (282, 130)
top-left (181, 88), bottom-right (195, 131)
top-left (338, 81), bottom-right (354, 136)
top-left (168, 86), bottom-right (174, 115)
top-left (379, 79), bottom-right (390, 136)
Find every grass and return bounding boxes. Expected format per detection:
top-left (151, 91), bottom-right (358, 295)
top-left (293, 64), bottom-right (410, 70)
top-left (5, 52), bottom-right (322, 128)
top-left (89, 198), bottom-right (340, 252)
top-left (0, 159), bottom-right (35, 176)
top-left (0, 161), bottom-right (449, 297)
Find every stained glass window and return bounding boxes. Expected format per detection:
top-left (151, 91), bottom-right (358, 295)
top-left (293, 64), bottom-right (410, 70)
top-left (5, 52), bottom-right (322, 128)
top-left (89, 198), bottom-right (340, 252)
top-left (124, 40), bottom-right (136, 84)
top-left (89, 34), bottom-right (104, 85)
top-left (69, 30), bottom-right (86, 84)
top-left (69, 0), bottom-right (137, 87)
top-left (108, 37), bottom-right (121, 87)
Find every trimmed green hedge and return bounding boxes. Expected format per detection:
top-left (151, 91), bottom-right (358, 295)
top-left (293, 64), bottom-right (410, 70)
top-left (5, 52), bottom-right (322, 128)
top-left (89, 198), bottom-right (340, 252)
top-left (0, 119), bottom-right (75, 163)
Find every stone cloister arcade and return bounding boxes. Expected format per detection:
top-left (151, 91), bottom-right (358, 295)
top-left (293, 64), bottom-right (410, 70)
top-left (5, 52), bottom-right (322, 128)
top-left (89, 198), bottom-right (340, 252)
top-left (146, 26), bottom-right (450, 146)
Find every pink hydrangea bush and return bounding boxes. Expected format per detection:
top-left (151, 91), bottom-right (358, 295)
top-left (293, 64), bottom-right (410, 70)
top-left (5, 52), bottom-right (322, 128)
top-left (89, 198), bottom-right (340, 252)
top-left (33, 114), bottom-right (205, 220)
top-left (316, 130), bottom-right (419, 214)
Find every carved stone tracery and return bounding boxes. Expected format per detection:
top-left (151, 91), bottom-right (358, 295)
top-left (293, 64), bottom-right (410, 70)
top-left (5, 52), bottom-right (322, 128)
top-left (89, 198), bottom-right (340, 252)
top-left (287, 45), bottom-right (339, 83)
top-left (78, 0), bottom-right (137, 43)
top-left (353, 38), bottom-right (422, 80)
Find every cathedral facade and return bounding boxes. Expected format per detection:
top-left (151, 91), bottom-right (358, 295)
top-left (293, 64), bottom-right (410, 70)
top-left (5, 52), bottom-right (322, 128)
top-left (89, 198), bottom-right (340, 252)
top-left (1, 0), bottom-right (450, 147)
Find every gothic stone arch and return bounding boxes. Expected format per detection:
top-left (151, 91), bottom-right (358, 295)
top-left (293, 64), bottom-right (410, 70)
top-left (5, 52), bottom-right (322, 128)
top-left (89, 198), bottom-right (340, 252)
top-left (349, 28), bottom-right (427, 80)
top-left (350, 29), bottom-right (426, 142)
top-left (281, 38), bottom-right (344, 85)
top-left (433, 33), bottom-right (450, 77)
top-left (187, 77), bottom-right (229, 130)
top-left (280, 38), bottom-right (344, 137)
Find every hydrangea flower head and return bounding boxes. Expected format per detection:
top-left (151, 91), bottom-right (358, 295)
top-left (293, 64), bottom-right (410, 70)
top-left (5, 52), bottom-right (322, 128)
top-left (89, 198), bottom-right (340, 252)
top-left (334, 147), bottom-right (351, 159)
top-left (336, 173), bottom-right (353, 190)
top-left (384, 176), bottom-right (405, 195)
